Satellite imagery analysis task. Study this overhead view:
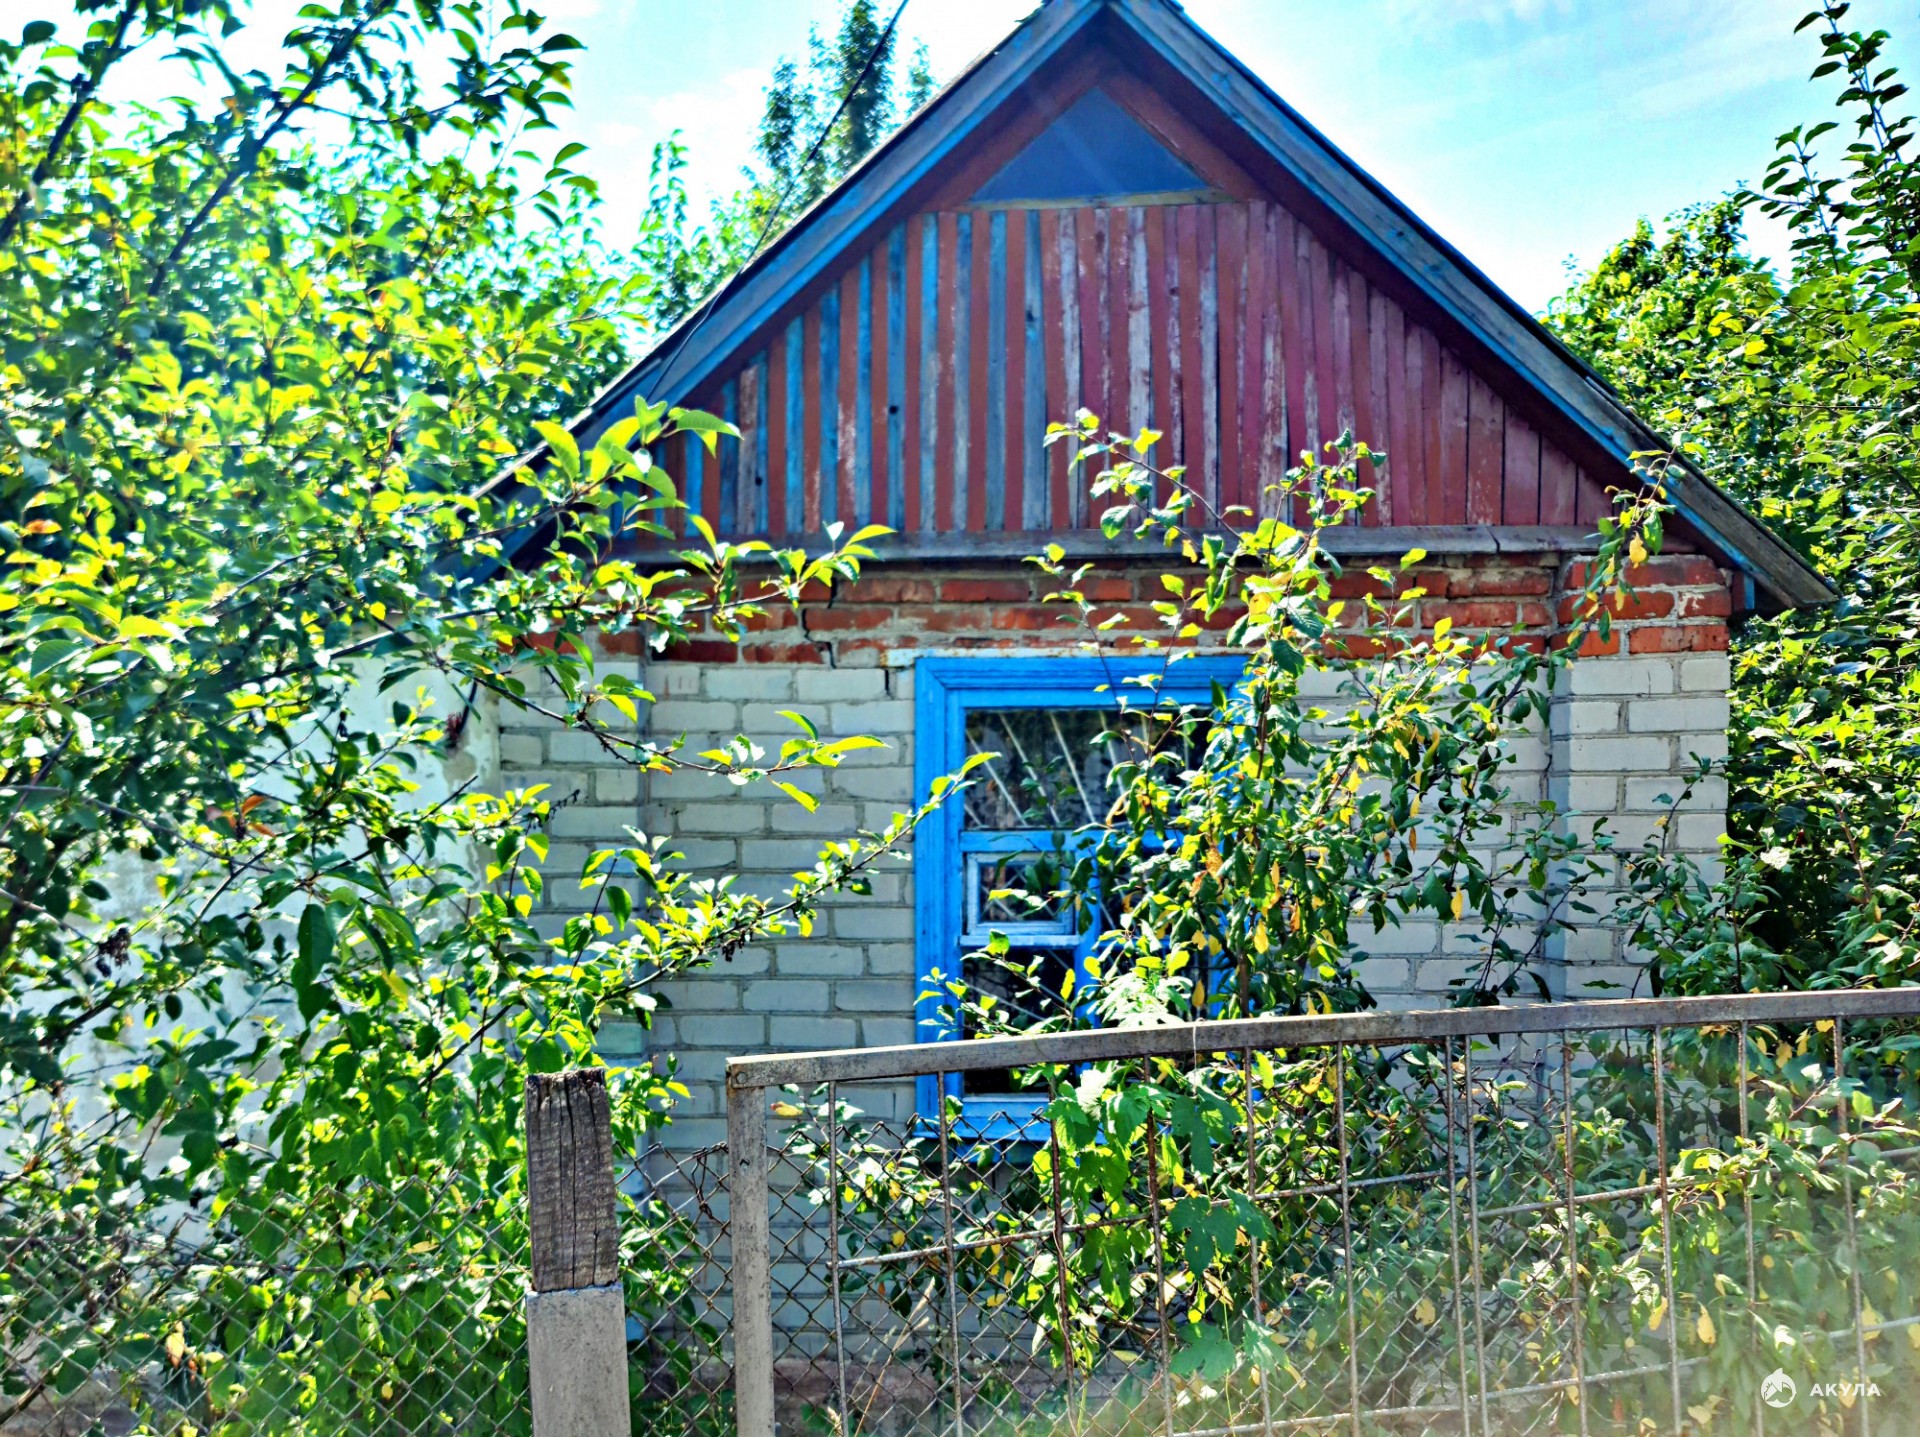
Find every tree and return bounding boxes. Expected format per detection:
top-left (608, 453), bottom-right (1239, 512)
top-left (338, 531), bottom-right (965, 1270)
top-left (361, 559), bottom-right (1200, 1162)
top-left (1546, 2), bottom-right (1920, 992)
top-left (635, 1), bottom-right (939, 334)
top-left (0, 3), bottom-right (930, 1428)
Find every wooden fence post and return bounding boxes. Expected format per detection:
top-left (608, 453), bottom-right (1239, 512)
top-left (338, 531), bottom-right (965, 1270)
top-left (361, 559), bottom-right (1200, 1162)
top-left (525, 1068), bottom-right (630, 1437)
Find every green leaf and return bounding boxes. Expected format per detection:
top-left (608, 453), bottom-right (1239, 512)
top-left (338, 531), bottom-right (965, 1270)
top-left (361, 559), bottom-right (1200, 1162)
top-left (774, 781), bottom-right (818, 812)
top-left (293, 904), bottom-right (336, 1023)
top-left (670, 406), bottom-right (741, 456)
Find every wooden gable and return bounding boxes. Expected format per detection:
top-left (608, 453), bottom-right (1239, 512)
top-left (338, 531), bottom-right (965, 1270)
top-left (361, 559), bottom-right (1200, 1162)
top-left (552, 0), bottom-right (1827, 609)
top-left (652, 60), bottom-right (1615, 546)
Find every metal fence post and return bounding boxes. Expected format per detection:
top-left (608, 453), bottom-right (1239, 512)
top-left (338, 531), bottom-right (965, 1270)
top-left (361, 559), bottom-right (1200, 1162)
top-left (728, 1066), bottom-right (776, 1437)
top-left (525, 1069), bottom-right (631, 1437)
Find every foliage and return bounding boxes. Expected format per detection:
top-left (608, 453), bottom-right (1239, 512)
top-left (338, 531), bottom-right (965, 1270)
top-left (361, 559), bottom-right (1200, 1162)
top-left (0, 2), bottom-right (933, 1430)
top-left (950, 422), bottom-right (1673, 1023)
top-left (1546, 2), bottom-right (1920, 993)
top-left (635, 0), bottom-right (937, 333)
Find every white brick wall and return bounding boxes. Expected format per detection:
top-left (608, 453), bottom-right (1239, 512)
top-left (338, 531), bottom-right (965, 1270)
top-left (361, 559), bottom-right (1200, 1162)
top-left (508, 635), bottom-right (1730, 1149)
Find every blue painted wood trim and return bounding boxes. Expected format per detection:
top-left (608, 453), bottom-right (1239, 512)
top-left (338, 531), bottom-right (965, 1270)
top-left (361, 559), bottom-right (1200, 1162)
top-left (953, 213), bottom-right (973, 529)
top-left (856, 253), bottom-right (874, 526)
top-left (887, 225), bottom-right (908, 531)
top-left (820, 280), bottom-right (841, 530)
top-left (717, 376), bottom-right (739, 530)
top-left (918, 217), bottom-right (939, 532)
top-left (1024, 208), bottom-right (1048, 529)
top-left (985, 210), bottom-right (1008, 532)
top-left (911, 653), bottom-right (1248, 1128)
top-left (684, 426), bottom-right (704, 519)
top-left (751, 351), bottom-right (771, 534)
top-left (784, 317), bottom-right (804, 532)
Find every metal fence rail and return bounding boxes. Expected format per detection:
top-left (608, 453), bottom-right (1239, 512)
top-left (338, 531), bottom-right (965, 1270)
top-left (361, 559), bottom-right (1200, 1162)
top-left (723, 990), bottom-right (1920, 1437)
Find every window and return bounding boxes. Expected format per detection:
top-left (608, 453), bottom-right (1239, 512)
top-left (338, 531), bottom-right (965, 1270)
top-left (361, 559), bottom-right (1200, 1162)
top-left (911, 656), bottom-right (1245, 1135)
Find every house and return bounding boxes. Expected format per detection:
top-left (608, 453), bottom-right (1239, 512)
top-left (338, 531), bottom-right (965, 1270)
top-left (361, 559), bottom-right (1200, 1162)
top-left (503, 0), bottom-right (1832, 1145)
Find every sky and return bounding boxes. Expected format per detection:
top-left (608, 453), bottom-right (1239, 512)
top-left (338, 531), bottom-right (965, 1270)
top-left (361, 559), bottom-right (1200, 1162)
top-left (538, 0), bottom-right (1915, 312)
top-left (68, 0), bottom-right (1916, 313)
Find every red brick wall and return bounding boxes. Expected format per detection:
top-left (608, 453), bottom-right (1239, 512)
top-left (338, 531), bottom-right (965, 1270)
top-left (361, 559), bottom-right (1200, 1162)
top-left (609, 551), bottom-right (1734, 668)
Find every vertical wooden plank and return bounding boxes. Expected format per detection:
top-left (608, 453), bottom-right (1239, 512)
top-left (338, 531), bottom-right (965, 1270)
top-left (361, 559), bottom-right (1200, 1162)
top-left (1308, 233), bottom-right (1338, 469)
top-left (738, 357), bottom-right (762, 536)
top-left (785, 318), bottom-right (805, 535)
top-left (683, 424), bottom-right (705, 536)
top-left (766, 324), bottom-right (789, 537)
top-left (982, 209), bottom-right (1006, 532)
top-left (526, 1069), bottom-right (621, 1292)
top-left (1364, 287), bottom-right (1390, 523)
top-left (1107, 205), bottom-right (1132, 438)
top-left (1040, 207), bottom-right (1070, 530)
top-left (1196, 204), bottom-right (1220, 514)
top-left (936, 211), bottom-right (960, 532)
top-left (1540, 439), bottom-right (1577, 526)
top-left (1075, 204), bottom-right (1105, 420)
top-left (1057, 208), bottom-right (1083, 525)
top-left (1340, 267), bottom-right (1371, 514)
top-left (1502, 411), bottom-right (1541, 526)
top-left (871, 238), bottom-right (892, 530)
top-left (839, 263), bottom-right (862, 527)
top-left (1419, 326), bottom-right (1444, 528)
top-left (920, 216), bottom-right (941, 532)
top-left (1176, 204), bottom-right (1204, 480)
top-left (969, 210), bottom-right (993, 531)
top-left (1274, 208), bottom-right (1307, 483)
top-left (1004, 208), bottom-right (1027, 533)
top-left (1127, 210), bottom-right (1151, 444)
top-left (903, 217), bottom-right (924, 533)
top-left (1332, 263), bottom-right (1356, 447)
top-left (819, 283), bottom-right (841, 529)
top-left (713, 379), bottom-right (735, 535)
top-left (1257, 204), bottom-right (1285, 516)
top-left (1216, 202), bottom-right (1244, 516)
top-left (1145, 204), bottom-right (1173, 474)
top-left (1024, 210), bottom-right (1048, 530)
top-left (725, 1086), bottom-right (774, 1437)
top-left (1382, 298), bottom-right (1410, 528)
top-left (1437, 345), bottom-right (1469, 525)
top-left (801, 302), bottom-right (823, 532)
top-left (1466, 372), bottom-right (1503, 525)
top-left (1239, 203), bottom-right (1268, 522)
top-left (1575, 465), bottom-right (1607, 525)
top-left (886, 226), bottom-right (907, 531)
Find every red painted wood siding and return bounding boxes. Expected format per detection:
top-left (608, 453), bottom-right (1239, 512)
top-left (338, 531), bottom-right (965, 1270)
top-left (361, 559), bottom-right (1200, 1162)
top-left (678, 200), bottom-right (1607, 539)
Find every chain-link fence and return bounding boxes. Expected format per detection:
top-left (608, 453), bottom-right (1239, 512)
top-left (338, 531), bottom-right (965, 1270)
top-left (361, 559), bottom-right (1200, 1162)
top-left (15, 990), bottom-right (1920, 1437)
top-left (0, 1167), bottom-right (531, 1436)
top-left (723, 991), bottom-right (1920, 1437)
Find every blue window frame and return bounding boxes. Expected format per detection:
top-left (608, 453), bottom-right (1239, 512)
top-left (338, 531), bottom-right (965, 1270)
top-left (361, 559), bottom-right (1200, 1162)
top-left (911, 655), bottom-right (1246, 1136)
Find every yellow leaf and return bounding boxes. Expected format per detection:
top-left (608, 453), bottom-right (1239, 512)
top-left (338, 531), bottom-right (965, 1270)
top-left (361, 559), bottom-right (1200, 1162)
top-left (1414, 1297), bottom-right (1438, 1327)
top-left (1253, 923), bottom-right (1270, 955)
top-left (770, 1102), bottom-right (804, 1118)
top-left (1628, 536), bottom-right (1648, 566)
top-left (1450, 889), bottom-right (1466, 921)
top-left (1647, 1300), bottom-right (1666, 1333)
top-left (1696, 1307), bottom-right (1715, 1346)
top-left (165, 1330), bottom-right (186, 1366)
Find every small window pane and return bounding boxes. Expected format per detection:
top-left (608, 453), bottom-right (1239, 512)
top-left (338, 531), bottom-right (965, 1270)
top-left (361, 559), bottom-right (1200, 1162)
top-left (960, 945), bottom-right (1075, 1095)
top-left (969, 852), bottom-right (1075, 935)
top-left (962, 707), bottom-right (1208, 831)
